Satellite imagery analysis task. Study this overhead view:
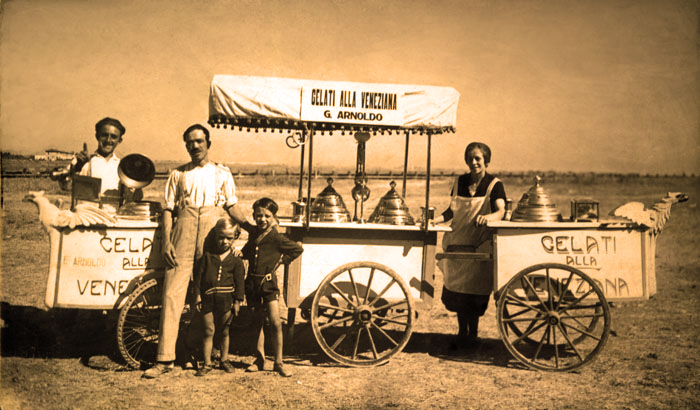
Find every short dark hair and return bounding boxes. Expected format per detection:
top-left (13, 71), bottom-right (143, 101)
top-left (465, 142), bottom-right (491, 165)
top-left (183, 124), bottom-right (211, 146)
top-left (252, 197), bottom-right (279, 215)
top-left (95, 117), bottom-right (125, 136)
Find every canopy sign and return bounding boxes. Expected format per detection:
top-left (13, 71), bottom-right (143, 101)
top-left (209, 75), bottom-right (459, 132)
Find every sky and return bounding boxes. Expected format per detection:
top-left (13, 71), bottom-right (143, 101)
top-left (1, 0), bottom-right (698, 174)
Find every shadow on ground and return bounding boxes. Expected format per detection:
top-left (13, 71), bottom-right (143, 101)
top-left (1, 302), bottom-right (517, 371)
top-left (0, 302), bottom-right (121, 365)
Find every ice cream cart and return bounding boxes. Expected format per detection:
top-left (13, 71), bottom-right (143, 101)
top-left (29, 75), bottom-right (686, 372)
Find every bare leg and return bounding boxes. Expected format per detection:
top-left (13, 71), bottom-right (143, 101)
top-left (254, 309), bottom-right (266, 362)
top-left (218, 310), bottom-right (232, 362)
top-left (201, 312), bottom-right (215, 367)
top-left (245, 307), bottom-right (266, 371)
top-left (266, 299), bottom-right (291, 377)
top-left (266, 299), bottom-right (283, 365)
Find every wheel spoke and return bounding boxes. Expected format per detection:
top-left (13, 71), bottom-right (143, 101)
top-left (352, 326), bottom-right (362, 360)
top-left (553, 271), bottom-right (575, 311)
top-left (503, 306), bottom-right (532, 320)
top-left (546, 267), bottom-right (554, 311)
top-left (513, 319), bottom-right (547, 345)
top-left (347, 268), bottom-right (361, 304)
top-left (505, 294), bottom-right (546, 315)
top-left (532, 325), bottom-right (550, 361)
top-left (555, 322), bottom-right (585, 362)
top-left (317, 303), bottom-right (355, 314)
top-left (561, 321), bottom-right (602, 342)
top-left (560, 309), bottom-right (604, 330)
top-left (368, 321), bottom-right (400, 347)
top-left (376, 314), bottom-right (409, 327)
top-left (328, 282), bottom-right (358, 308)
top-left (371, 299), bottom-right (407, 313)
top-left (553, 324), bottom-right (560, 368)
top-left (367, 279), bottom-right (397, 308)
top-left (558, 288), bottom-right (597, 315)
top-left (502, 316), bottom-right (546, 323)
top-left (329, 331), bottom-right (349, 351)
top-left (363, 268), bottom-right (375, 304)
top-left (521, 274), bottom-right (549, 310)
top-left (364, 325), bottom-right (379, 359)
top-left (318, 314), bottom-right (354, 330)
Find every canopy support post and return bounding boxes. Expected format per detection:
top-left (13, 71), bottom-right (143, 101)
top-left (297, 130), bottom-right (306, 202)
top-left (423, 131), bottom-right (432, 231)
top-left (305, 128), bottom-right (314, 229)
top-left (402, 131), bottom-right (409, 198)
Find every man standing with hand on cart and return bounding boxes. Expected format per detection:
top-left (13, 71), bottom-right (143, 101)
top-left (143, 124), bottom-right (247, 379)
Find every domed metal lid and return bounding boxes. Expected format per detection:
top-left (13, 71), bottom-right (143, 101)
top-left (118, 154), bottom-right (156, 189)
top-left (511, 176), bottom-right (562, 222)
top-left (368, 181), bottom-right (415, 225)
top-left (310, 178), bottom-right (351, 223)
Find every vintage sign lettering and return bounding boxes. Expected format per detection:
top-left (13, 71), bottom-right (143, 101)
top-left (77, 279), bottom-right (129, 296)
top-left (301, 86), bottom-right (402, 125)
top-left (53, 227), bottom-right (163, 308)
top-left (495, 227), bottom-right (648, 301)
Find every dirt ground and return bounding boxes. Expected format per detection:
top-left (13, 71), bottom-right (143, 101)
top-left (2, 175), bottom-right (699, 410)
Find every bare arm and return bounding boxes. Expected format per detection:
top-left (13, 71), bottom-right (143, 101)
top-left (475, 198), bottom-right (506, 226)
top-left (226, 204), bottom-right (248, 226)
top-left (161, 209), bottom-right (177, 268)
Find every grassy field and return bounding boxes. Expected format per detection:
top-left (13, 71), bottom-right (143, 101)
top-left (1, 171), bottom-right (699, 409)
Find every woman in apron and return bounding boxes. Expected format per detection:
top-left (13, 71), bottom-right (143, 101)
top-left (432, 142), bottom-right (506, 349)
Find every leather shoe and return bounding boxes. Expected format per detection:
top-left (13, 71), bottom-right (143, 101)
top-left (142, 362), bottom-right (173, 379)
top-left (273, 363), bottom-right (292, 377)
top-left (220, 361), bottom-right (235, 373)
top-left (246, 358), bottom-right (265, 372)
top-left (195, 365), bottom-right (212, 377)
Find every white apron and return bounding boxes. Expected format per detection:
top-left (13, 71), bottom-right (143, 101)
top-left (438, 177), bottom-right (499, 295)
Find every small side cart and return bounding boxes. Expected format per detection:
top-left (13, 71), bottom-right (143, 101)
top-left (439, 218), bottom-right (664, 371)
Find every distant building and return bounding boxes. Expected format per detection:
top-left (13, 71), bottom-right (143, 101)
top-left (33, 149), bottom-right (74, 161)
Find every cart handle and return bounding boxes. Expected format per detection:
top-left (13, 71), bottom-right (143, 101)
top-left (435, 251), bottom-right (492, 261)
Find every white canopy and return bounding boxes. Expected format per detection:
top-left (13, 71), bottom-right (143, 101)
top-left (209, 75), bottom-right (459, 133)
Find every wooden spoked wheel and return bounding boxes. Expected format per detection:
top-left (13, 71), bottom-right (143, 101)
top-left (116, 278), bottom-right (192, 369)
top-left (311, 262), bottom-right (414, 367)
top-left (496, 263), bottom-right (611, 372)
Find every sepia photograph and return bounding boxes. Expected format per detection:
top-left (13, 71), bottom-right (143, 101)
top-left (1, 1), bottom-right (698, 409)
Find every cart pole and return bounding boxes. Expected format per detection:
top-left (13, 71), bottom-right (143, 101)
top-left (423, 131), bottom-right (432, 231)
top-left (297, 130), bottom-right (306, 201)
top-left (305, 128), bottom-right (314, 229)
top-left (402, 131), bottom-right (409, 199)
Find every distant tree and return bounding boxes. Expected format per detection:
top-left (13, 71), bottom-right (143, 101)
top-left (1, 151), bottom-right (28, 159)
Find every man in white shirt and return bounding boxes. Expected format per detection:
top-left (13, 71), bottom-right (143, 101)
top-left (75, 117), bottom-right (141, 210)
top-left (143, 124), bottom-right (247, 379)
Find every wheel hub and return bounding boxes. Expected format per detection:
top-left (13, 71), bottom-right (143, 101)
top-left (547, 311), bottom-right (560, 326)
top-left (356, 306), bottom-right (372, 324)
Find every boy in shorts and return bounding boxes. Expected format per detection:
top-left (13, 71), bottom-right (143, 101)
top-left (192, 218), bottom-right (245, 376)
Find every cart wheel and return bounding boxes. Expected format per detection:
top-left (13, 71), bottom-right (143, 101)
top-left (496, 263), bottom-right (610, 372)
top-left (500, 276), bottom-right (602, 347)
top-left (116, 278), bottom-right (193, 369)
top-left (311, 262), bottom-right (414, 367)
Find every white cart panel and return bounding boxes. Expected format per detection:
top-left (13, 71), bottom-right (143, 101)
top-left (48, 223), bottom-right (163, 309)
top-left (492, 223), bottom-right (653, 301)
top-left (298, 236), bottom-right (424, 301)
